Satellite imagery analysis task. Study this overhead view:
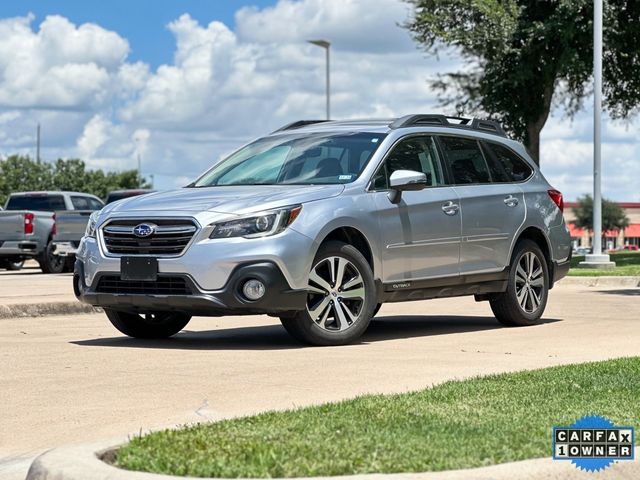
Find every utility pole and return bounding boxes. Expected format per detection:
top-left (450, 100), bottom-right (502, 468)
top-left (36, 123), bottom-right (41, 162)
top-left (580, 0), bottom-right (615, 269)
top-left (137, 152), bottom-right (142, 189)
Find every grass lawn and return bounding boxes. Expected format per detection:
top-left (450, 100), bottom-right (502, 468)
top-left (569, 251), bottom-right (640, 276)
top-left (116, 357), bottom-right (640, 478)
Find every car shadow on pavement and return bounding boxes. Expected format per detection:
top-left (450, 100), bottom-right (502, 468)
top-left (596, 289), bottom-right (640, 296)
top-left (71, 315), bottom-right (562, 351)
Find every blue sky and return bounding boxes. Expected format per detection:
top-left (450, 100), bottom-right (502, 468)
top-left (0, 0), bottom-right (276, 67)
top-left (0, 0), bottom-right (637, 200)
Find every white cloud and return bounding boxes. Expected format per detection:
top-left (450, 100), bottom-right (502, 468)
top-left (0, 1), bottom-right (638, 202)
top-left (0, 14), bottom-right (129, 110)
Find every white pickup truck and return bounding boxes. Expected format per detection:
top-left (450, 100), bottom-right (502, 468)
top-left (0, 191), bottom-right (103, 273)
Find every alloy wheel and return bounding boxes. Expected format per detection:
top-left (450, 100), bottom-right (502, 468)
top-left (306, 256), bottom-right (365, 332)
top-left (515, 251), bottom-right (545, 314)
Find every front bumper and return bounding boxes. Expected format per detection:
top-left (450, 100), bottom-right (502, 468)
top-left (74, 260), bottom-right (307, 316)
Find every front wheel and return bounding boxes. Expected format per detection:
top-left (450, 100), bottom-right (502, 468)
top-left (105, 309), bottom-right (192, 339)
top-left (280, 241), bottom-right (376, 346)
top-left (490, 239), bottom-right (549, 326)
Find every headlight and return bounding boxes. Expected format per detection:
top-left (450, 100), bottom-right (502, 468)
top-left (209, 205), bottom-right (302, 239)
top-left (85, 211), bottom-right (101, 238)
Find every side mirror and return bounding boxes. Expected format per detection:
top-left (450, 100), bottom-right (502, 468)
top-left (388, 170), bottom-right (427, 204)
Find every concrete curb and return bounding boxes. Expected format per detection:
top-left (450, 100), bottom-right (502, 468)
top-left (0, 302), bottom-right (100, 320)
top-left (25, 440), bottom-right (640, 480)
top-left (557, 276), bottom-right (640, 287)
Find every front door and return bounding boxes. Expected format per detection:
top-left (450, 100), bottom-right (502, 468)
top-left (371, 135), bottom-right (461, 283)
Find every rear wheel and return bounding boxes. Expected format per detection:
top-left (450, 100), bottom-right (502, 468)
top-left (0, 260), bottom-right (23, 271)
top-left (105, 309), bottom-right (191, 339)
top-left (490, 239), bottom-right (549, 326)
top-left (38, 242), bottom-right (66, 274)
top-left (280, 241), bottom-right (376, 346)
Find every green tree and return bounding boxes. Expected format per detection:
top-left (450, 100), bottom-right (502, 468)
top-left (572, 194), bottom-right (630, 233)
top-left (405, 0), bottom-right (640, 164)
top-left (0, 155), bottom-right (150, 206)
top-left (0, 155), bottom-right (53, 204)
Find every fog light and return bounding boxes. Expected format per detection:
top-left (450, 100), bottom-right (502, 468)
top-left (242, 279), bottom-right (265, 301)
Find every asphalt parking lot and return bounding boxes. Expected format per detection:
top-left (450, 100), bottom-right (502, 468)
top-left (1, 270), bottom-right (639, 479)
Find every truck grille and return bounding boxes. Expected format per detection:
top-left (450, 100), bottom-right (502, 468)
top-left (96, 276), bottom-right (192, 295)
top-left (102, 219), bottom-right (197, 255)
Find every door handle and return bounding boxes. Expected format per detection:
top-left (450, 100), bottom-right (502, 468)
top-left (442, 201), bottom-right (459, 216)
top-left (504, 195), bottom-right (519, 207)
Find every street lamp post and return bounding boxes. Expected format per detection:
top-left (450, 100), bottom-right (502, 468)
top-left (580, 0), bottom-right (615, 269)
top-left (307, 40), bottom-right (331, 120)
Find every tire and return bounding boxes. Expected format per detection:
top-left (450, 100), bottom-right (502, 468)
top-left (372, 303), bottom-right (382, 317)
top-left (38, 242), bottom-right (66, 274)
top-left (7, 260), bottom-right (24, 271)
top-left (105, 309), bottom-right (191, 339)
top-left (0, 260), bottom-right (23, 271)
top-left (280, 241), bottom-right (377, 346)
top-left (490, 239), bottom-right (549, 327)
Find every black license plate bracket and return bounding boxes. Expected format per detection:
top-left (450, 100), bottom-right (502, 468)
top-left (120, 257), bottom-right (158, 281)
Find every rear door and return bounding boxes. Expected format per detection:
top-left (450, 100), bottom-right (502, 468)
top-left (438, 135), bottom-right (526, 274)
top-left (372, 135), bottom-right (461, 282)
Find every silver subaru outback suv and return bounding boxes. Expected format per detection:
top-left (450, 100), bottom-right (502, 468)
top-left (75, 115), bottom-right (571, 345)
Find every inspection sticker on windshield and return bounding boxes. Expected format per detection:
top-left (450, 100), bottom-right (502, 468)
top-left (338, 174), bottom-right (353, 180)
top-left (553, 415), bottom-right (634, 472)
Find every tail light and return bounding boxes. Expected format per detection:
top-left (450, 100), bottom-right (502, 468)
top-left (24, 213), bottom-right (34, 235)
top-left (548, 189), bottom-right (564, 213)
top-left (51, 213), bottom-right (57, 236)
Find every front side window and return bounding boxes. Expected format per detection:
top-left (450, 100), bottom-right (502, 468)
top-left (371, 136), bottom-right (443, 190)
top-left (87, 198), bottom-right (105, 210)
top-left (71, 196), bottom-right (90, 210)
top-left (192, 132), bottom-right (386, 187)
top-left (482, 142), bottom-right (533, 182)
top-left (439, 136), bottom-right (491, 185)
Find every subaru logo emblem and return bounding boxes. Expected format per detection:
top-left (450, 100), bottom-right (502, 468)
top-left (133, 223), bottom-right (155, 238)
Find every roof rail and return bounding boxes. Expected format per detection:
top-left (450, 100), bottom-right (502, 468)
top-left (272, 120), bottom-right (330, 133)
top-left (389, 114), bottom-right (507, 138)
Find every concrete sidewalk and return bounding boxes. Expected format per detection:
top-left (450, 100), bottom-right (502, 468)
top-left (2, 283), bottom-right (639, 480)
top-left (0, 262), bottom-right (96, 318)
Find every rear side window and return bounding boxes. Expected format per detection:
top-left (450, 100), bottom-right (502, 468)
top-left (482, 142), bottom-right (533, 182)
top-left (5, 195), bottom-right (66, 211)
top-left (371, 136), bottom-right (443, 190)
top-left (439, 136), bottom-right (491, 185)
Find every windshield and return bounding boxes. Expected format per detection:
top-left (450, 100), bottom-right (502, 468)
top-left (192, 132), bottom-right (387, 187)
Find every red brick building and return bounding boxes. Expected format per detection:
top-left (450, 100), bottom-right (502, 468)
top-left (564, 202), bottom-right (640, 250)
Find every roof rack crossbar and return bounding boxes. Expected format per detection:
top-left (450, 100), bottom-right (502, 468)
top-left (389, 114), bottom-right (506, 138)
top-left (272, 120), bottom-right (330, 133)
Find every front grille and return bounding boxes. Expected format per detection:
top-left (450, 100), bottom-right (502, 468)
top-left (102, 219), bottom-right (197, 255)
top-left (96, 276), bottom-right (192, 295)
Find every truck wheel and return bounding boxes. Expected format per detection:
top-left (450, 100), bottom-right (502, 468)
top-left (38, 242), bottom-right (66, 274)
top-left (490, 239), bottom-right (549, 327)
top-left (0, 260), bottom-right (23, 271)
top-left (105, 309), bottom-right (192, 339)
top-left (280, 241), bottom-right (376, 346)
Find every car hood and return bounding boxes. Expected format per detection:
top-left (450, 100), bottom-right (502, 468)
top-left (102, 184), bottom-right (345, 216)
